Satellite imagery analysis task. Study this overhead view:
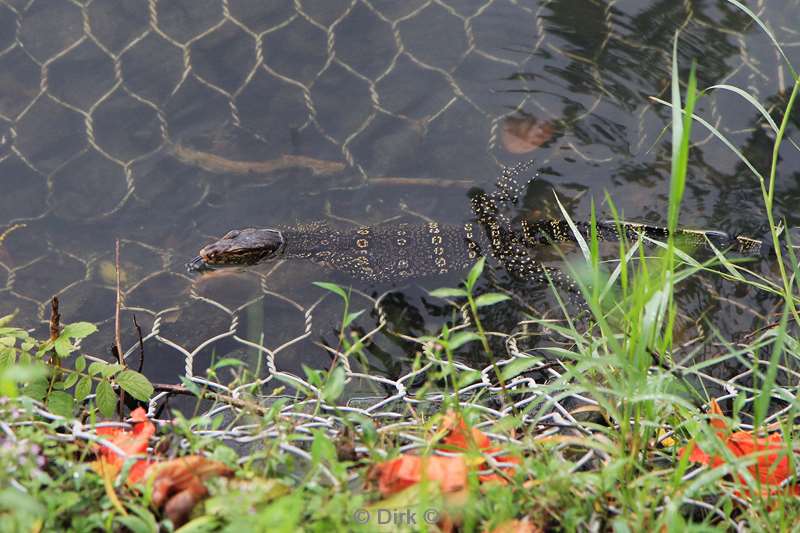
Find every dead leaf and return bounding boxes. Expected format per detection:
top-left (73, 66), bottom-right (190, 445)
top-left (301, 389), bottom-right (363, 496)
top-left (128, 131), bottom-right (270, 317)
top-left (501, 115), bottom-right (555, 154)
top-left (372, 454), bottom-right (468, 496)
top-left (680, 399), bottom-right (798, 498)
top-left (91, 407), bottom-right (155, 481)
top-left (147, 455), bottom-right (233, 526)
top-left (440, 412), bottom-right (521, 483)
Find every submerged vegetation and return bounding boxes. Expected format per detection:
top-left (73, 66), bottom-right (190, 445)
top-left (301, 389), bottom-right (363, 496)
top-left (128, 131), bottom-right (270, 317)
top-left (2, 2), bottom-right (800, 532)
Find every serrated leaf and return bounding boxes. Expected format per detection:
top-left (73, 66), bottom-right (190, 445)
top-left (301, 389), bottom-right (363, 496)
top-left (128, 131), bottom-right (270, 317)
top-left (466, 257), bottom-right (486, 290)
top-left (47, 391), bottom-right (74, 417)
top-left (98, 363), bottom-right (125, 378)
top-left (60, 322), bottom-right (98, 340)
top-left (23, 379), bottom-right (48, 401)
top-left (96, 379), bottom-right (117, 418)
top-left (116, 370), bottom-right (153, 401)
top-left (75, 355), bottom-right (86, 373)
top-left (62, 371), bottom-right (80, 390)
top-left (428, 287), bottom-right (467, 299)
top-left (54, 336), bottom-right (75, 357)
top-left (0, 348), bottom-right (14, 369)
top-left (312, 281), bottom-right (348, 301)
top-left (75, 376), bottom-right (92, 403)
top-left (474, 293), bottom-right (511, 307)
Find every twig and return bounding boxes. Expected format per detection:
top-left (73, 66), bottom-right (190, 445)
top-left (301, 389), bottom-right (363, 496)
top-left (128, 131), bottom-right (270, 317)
top-left (133, 315), bottom-right (144, 374)
top-left (114, 240), bottom-right (125, 415)
top-left (49, 296), bottom-right (60, 342)
top-left (368, 177), bottom-right (475, 189)
top-left (170, 143), bottom-right (346, 176)
top-left (152, 383), bottom-right (268, 415)
top-left (46, 297), bottom-right (62, 399)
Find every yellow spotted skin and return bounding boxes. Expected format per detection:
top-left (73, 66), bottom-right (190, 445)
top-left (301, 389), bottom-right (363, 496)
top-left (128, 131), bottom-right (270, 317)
top-left (194, 161), bottom-right (767, 282)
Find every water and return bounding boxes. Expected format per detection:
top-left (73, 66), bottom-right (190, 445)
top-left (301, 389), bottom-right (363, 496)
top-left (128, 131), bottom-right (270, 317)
top-left (0, 0), bottom-right (798, 388)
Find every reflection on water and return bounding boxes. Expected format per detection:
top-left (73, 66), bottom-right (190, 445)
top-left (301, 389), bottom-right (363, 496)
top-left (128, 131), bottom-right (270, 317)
top-left (0, 0), bottom-right (798, 387)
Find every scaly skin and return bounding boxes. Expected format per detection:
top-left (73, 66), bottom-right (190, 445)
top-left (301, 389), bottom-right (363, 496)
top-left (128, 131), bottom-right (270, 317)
top-left (187, 163), bottom-right (769, 281)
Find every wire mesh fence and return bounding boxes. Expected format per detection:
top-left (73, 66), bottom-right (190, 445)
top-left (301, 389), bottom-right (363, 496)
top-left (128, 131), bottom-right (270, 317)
top-left (1, 0), bottom-right (800, 526)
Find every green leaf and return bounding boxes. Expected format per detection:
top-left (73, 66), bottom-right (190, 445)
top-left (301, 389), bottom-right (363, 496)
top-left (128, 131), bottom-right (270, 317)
top-left (501, 358), bottom-right (542, 381)
top-left (428, 287), bottom-right (467, 299)
top-left (466, 257), bottom-right (485, 291)
top-left (115, 515), bottom-right (155, 533)
top-left (322, 366), bottom-right (346, 403)
top-left (75, 376), bottom-right (92, 403)
top-left (312, 281), bottom-right (348, 301)
top-left (47, 391), bottom-right (74, 417)
top-left (474, 293), bottom-right (511, 307)
top-left (62, 371), bottom-right (80, 390)
top-left (0, 313), bottom-right (17, 328)
top-left (116, 370), bottom-right (153, 401)
top-left (0, 348), bottom-right (14, 369)
top-left (93, 363), bottom-right (125, 378)
top-left (179, 376), bottom-right (202, 397)
top-left (75, 355), bottom-right (86, 373)
top-left (96, 379), bottom-right (117, 418)
top-left (60, 322), bottom-right (98, 340)
top-left (446, 331), bottom-right (481, 350)
top-left (210, 358), bottom-right (245, 371)
top-left (310, 429), bottom-right (337, 465)
top-left (342, 309), bottom-right (365, 329)
top-left (23, 379), bottom-right (48, 401)
top-left (53, 336), bottom-right (74, 357)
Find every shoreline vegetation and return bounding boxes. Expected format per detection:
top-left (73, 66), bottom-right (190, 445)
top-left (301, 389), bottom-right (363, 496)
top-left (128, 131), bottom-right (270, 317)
top-left (2, 3), bottom-right (800, 532)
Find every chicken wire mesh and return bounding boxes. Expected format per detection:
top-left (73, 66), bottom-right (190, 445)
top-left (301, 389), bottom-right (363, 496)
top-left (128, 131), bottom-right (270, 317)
top-left (1, 0), bottom-right (800, 523)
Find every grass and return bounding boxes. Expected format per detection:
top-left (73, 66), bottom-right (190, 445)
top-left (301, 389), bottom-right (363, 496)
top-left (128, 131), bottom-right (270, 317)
top-left (1, 2), bottom-right (800, 532)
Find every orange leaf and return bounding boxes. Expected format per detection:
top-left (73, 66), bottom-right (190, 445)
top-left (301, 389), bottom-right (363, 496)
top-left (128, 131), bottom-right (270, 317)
top-left (681, 400), bottom-right (797, 497)
top-left (501, 115), bottom-right (555, 154)
top-left (373, 454), bottom-right (468, 496)
top-left (92, 407), bottom-right (156, 482)
top-left (145, 455), bottom-right (233, 527)
top-left (707, 399), bottom-right (727, 433)
top-left (441, 412), bottom-right (491, 451)
top-left (439, 413), bottom-right (521, 484)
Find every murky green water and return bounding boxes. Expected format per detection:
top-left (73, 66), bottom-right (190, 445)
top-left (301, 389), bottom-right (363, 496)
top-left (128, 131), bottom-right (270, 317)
top-left (0, 0), bottom-right (798, 387)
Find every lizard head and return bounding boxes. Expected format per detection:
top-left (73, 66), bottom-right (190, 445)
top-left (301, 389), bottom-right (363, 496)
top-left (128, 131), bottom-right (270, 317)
top-left (187, 228), bottom-right (285, 272)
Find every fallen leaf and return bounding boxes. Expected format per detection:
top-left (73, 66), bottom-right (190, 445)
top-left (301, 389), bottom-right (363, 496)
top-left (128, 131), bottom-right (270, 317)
top-left (440, 412), bottom-right (521, 483)
top-left (372, 454), bottom-right (468, 496)
top-left (91, 407), bottom-right (155, 480)
top-left (501, 114), bottom-right (555, 154)
top-left (147, 455), bottom-right (233, 526)
top-left (680, 399), bottom-right (798, 498)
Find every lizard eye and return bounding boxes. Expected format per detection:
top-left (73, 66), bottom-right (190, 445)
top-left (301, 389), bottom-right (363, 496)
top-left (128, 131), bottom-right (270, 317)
top-left (223, 230), bottom-right (240, 240)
